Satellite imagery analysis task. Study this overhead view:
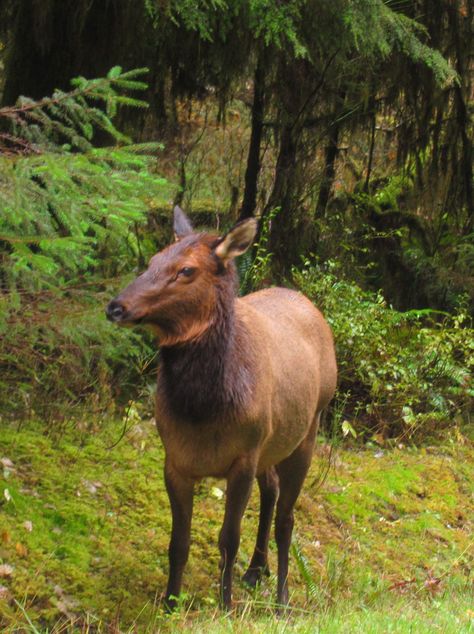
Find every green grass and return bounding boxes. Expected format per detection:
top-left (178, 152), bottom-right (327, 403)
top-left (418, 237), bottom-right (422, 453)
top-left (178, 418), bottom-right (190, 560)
top-left (0, 420), bottom-right (472, 631)
top-left (150, 591), bottom-right (474, 634)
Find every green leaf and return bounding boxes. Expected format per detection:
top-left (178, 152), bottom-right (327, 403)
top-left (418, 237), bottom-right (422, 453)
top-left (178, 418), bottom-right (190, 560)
top-left (107, 66), bottom-right (123, 79)
top-left (342, 420), bottom-right (357, 439)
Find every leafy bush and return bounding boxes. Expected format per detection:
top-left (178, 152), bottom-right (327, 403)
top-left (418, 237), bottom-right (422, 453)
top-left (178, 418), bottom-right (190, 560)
top-left (293, 260), bottom-right (473, 439)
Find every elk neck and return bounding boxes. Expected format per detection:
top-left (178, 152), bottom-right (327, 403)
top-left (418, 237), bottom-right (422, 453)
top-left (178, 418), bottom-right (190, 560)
top-left (159, 269), bottom-right (254, 424)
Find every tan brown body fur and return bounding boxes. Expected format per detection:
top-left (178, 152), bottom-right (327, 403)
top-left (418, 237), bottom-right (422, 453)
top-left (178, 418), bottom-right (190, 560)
top-left (106, 207), bottom-right (337, 610)
top-left (158, 288), bottom-right (336, 480)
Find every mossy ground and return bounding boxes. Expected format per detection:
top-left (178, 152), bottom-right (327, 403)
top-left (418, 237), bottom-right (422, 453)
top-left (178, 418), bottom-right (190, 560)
top-left (0, 420), bottom-right (472, 631)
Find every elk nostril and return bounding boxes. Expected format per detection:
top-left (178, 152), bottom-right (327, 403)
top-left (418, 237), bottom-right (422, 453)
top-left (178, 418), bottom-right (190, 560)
top-left (106, 300), bottom-right (125, 322)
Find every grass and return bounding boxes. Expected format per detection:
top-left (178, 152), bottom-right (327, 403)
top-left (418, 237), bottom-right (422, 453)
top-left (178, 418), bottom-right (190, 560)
top-left (0, 419), bottom-right (472, 631)
top-left (149, 590), bottom-right (474, 633)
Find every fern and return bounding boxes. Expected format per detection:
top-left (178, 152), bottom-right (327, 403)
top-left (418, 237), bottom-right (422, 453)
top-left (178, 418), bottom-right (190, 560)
top-left (239, 206), bottom-right (280, 294)
top-left (291, 541), bottom-right (320, 602)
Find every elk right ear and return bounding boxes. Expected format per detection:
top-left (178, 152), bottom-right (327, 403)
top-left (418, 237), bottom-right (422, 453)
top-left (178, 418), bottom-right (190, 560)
top-left (173, 205), bottom-right (194, 241)
top-left (214, 217), bottom-right (258, 263)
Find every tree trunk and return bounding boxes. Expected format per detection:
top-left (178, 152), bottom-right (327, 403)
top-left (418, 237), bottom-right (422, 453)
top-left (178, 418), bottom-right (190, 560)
top-left (239, 55), bottom-right (265, 220)
top-left (364, 99), bottom-right (376, 193)
top-left (446, 1), bottom-right (473, 234)
top-left (265, 124), bottom-right (303, 277)
top-left (315, 121), bottom-right (341, 218)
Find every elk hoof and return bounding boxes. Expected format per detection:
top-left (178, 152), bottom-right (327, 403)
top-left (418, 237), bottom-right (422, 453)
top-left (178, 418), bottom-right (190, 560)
top-left (242, 565), bottom-right (270, 588)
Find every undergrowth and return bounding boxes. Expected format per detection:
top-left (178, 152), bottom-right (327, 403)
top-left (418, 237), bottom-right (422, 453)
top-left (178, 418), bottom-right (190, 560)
top-left (293, 259), bottom-right (473, 439)
top-left (1, 71), bottom-right (472, 438)
top-left (0, 290), bottom-right (157, 423)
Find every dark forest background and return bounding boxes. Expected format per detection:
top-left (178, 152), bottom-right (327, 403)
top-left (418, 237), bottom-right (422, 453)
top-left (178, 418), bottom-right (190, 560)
top-left (0, 0), bottom-right (472, 436)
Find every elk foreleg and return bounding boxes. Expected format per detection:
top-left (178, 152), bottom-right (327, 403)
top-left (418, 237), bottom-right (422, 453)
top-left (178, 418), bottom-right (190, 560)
top-left (164, 463), bottom-right (194, 611)
top-left (218, 456), bottom-right (256, 610)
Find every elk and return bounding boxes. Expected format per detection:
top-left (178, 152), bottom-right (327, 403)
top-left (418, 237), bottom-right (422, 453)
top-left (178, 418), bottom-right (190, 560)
top-left (106, 207), bottom-right (337, 610)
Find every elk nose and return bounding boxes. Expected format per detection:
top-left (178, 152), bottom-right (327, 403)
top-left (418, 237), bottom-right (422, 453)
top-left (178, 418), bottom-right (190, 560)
top-left (106, 299), bottom-right (125, 322)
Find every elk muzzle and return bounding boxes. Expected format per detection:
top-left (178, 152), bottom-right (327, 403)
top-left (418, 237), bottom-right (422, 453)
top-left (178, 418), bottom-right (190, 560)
top-left (106, 299), bottom-right (133, 324)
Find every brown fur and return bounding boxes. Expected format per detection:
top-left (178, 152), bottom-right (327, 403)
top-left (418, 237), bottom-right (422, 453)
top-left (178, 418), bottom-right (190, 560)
top-left (106, 208), bottom-right (337, 610)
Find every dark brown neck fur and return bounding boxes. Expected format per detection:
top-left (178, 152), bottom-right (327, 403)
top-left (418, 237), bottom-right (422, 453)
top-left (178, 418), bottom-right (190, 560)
top-left (159, 268), bottom-right (254, 424)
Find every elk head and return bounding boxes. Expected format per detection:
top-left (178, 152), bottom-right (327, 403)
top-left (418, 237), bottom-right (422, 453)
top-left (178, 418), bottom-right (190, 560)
top-left (106, 206), bottom-right (257, 346)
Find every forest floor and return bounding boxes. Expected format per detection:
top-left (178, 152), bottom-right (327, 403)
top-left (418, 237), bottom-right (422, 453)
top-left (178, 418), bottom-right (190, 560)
top-left (0, 418), bottom-right (472, 632)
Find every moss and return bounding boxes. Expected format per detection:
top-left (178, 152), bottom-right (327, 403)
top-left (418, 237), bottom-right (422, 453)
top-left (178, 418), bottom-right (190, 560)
top-left (0, 422), bottom-right (472, 630)
top-left (300, 444), bottom-right (473, 585)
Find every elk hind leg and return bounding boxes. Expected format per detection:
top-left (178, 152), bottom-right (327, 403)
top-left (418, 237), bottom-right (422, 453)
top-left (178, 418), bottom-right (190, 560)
top-left (275, 415), bottom-right (319, 606)
top-left (242, 466), bottom-right (279, 588)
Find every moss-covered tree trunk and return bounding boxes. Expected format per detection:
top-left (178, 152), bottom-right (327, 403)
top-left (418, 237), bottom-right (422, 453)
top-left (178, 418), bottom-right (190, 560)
top-left (266, 121), bottom-right (314, 278)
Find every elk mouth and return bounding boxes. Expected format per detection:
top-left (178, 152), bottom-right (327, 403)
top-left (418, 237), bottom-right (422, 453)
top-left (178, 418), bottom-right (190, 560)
top-left (106, 301), bottom-right (180, 342)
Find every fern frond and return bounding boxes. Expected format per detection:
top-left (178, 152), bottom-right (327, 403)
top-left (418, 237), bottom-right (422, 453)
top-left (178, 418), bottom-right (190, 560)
top-left (291, 542), bottom-right (320, 601)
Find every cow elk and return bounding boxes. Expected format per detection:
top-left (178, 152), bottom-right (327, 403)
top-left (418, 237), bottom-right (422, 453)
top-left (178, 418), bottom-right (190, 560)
top-left (106, 206), bottom-right (337, 610)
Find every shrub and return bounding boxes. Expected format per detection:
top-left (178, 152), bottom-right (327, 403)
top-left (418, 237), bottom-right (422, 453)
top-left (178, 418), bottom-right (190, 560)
top-left (293, 260), bottom-right (473, 439)
top-left (0, 291), bottom-right (156, 424)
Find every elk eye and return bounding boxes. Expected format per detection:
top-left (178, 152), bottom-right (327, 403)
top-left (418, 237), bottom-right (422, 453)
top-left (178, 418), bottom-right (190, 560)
top-left (178, 266), bottom-right (196, 277)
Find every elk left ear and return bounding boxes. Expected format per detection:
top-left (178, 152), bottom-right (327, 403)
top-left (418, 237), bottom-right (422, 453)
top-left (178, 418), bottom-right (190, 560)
top-left (214, 218), bottom-right (258, 262)
top-left (173, 205), bottom-right (194, 241)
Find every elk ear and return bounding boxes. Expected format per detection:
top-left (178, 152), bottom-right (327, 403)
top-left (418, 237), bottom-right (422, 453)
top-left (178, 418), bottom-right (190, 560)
top-left (173, 205), bottom-right (194, 241)
top-left (214, 218), bottom-right (258, 262)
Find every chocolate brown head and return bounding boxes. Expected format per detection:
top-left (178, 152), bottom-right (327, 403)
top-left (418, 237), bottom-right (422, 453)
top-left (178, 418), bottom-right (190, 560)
top-left (106, 206), bottom-right (257, 347)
